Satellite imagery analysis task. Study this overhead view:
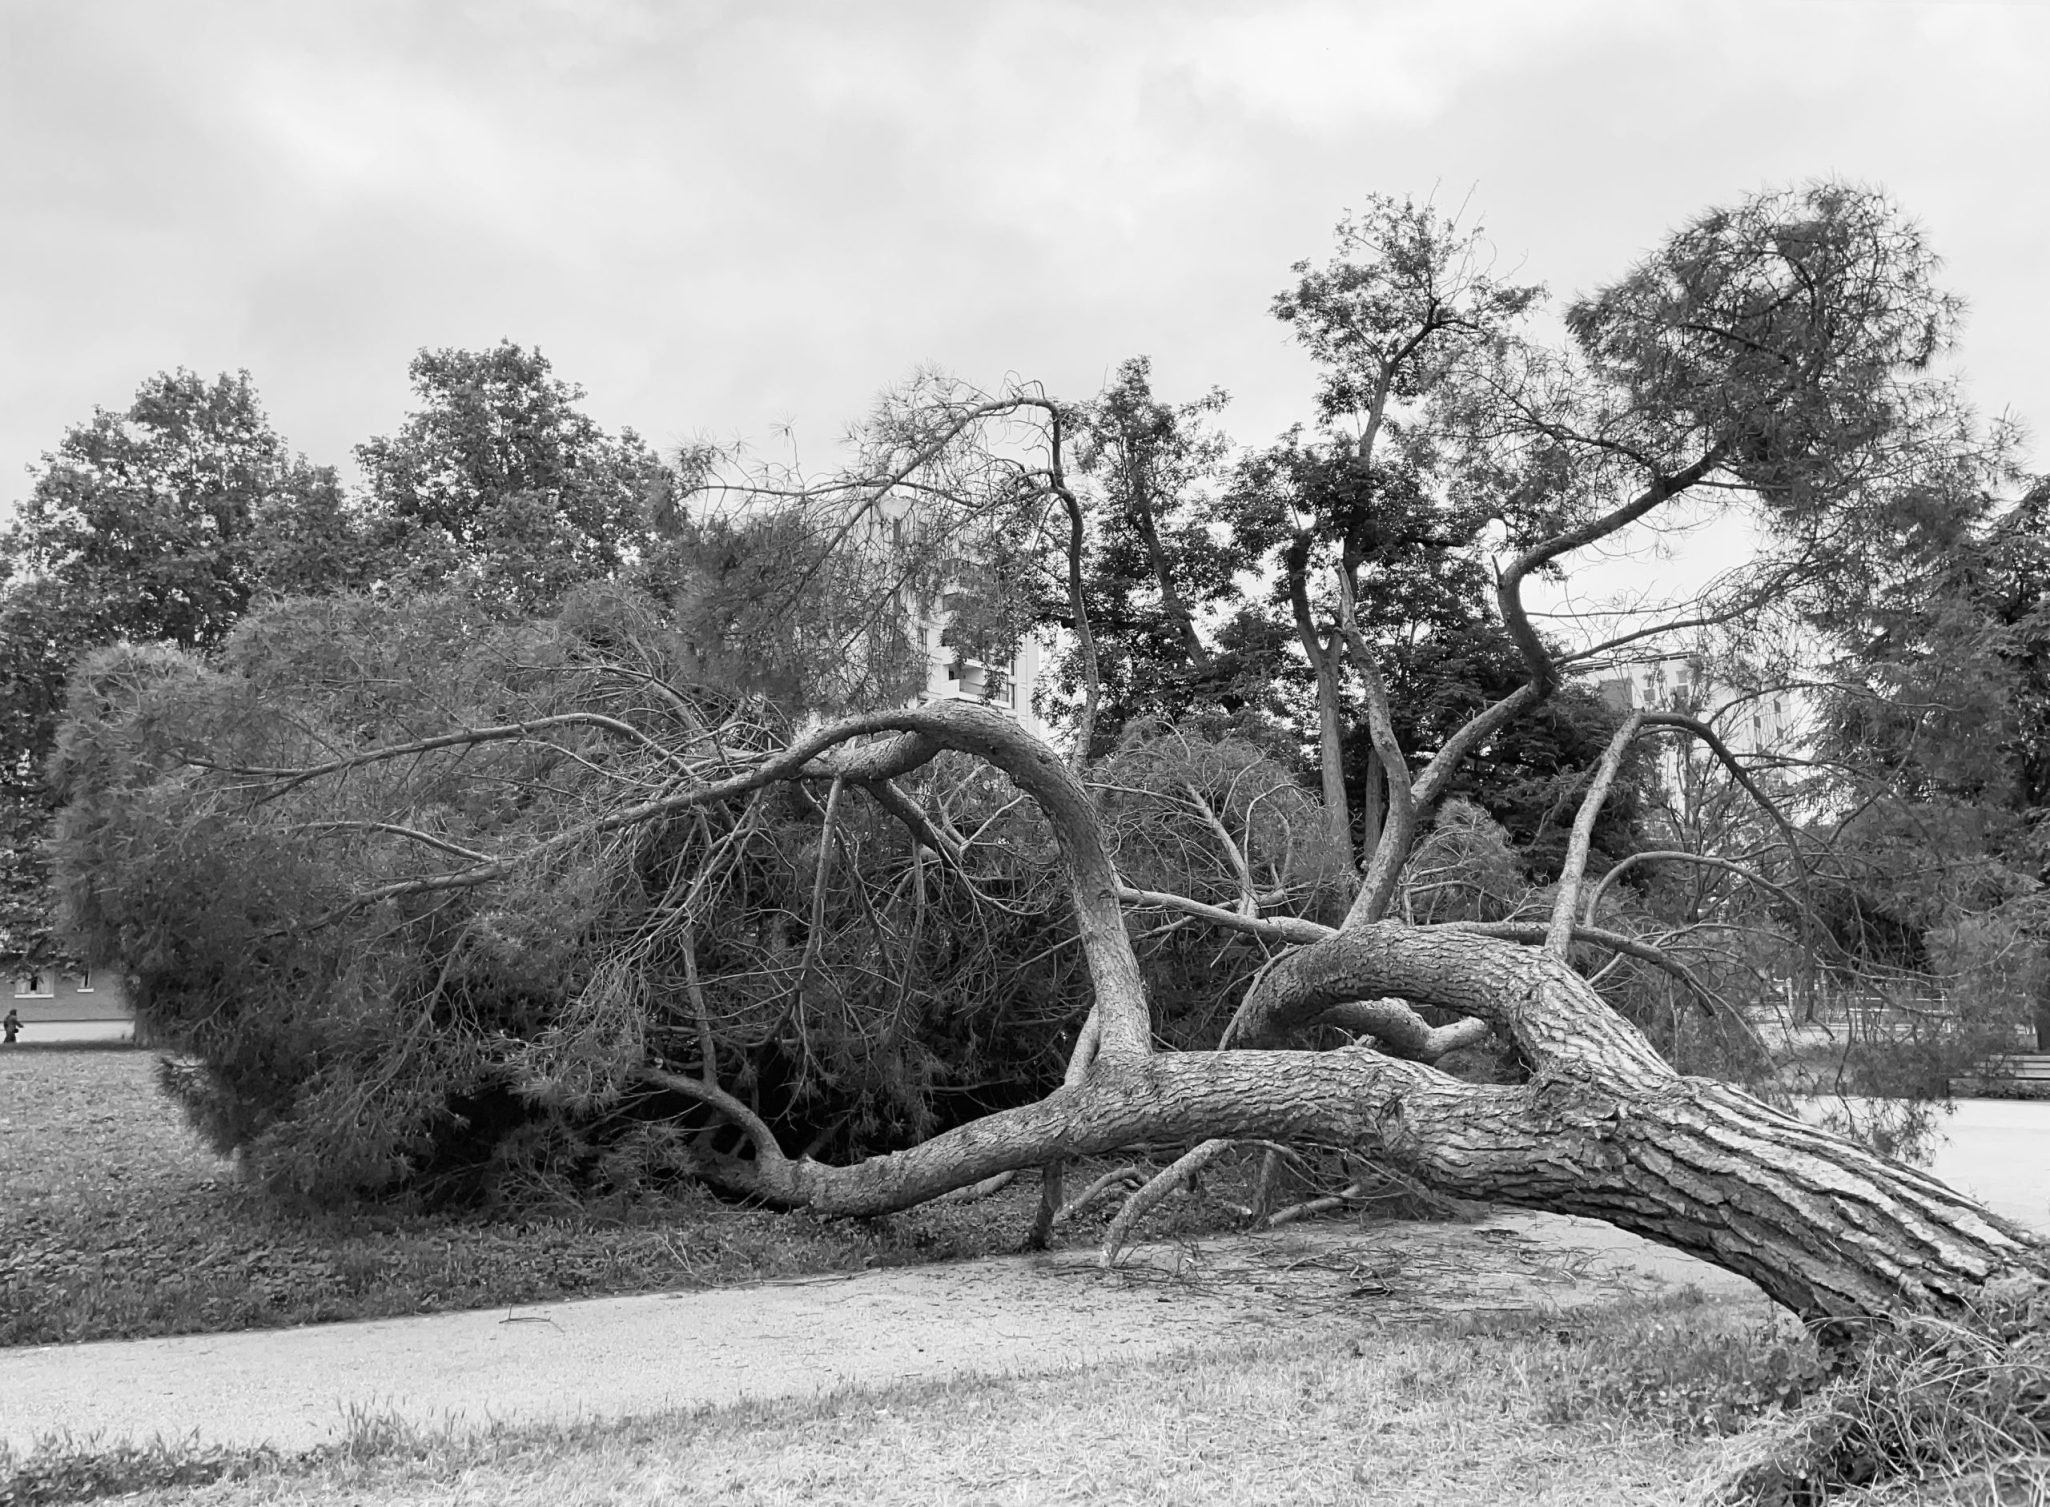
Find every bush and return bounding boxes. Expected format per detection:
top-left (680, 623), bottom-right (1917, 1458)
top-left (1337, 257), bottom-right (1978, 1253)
top-left (48, 591), bottom-right (1089, 1206)
top-left (1714, 1291), bottom-right (2050, 1503)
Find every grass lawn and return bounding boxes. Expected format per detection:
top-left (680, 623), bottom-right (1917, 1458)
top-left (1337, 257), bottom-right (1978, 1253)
top-left (10, 1295), bottom-right (1836, 1507)
top-left (8, 1047), bottom-right (2044, 1504)
top-left (0, 1046), bottom-right (1115, 1347)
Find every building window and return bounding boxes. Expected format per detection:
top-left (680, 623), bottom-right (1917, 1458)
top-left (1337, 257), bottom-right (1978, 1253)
top-left (13, 971), bottom-right (52, 998)
top-left (76, 968), bottom-right (94, 993)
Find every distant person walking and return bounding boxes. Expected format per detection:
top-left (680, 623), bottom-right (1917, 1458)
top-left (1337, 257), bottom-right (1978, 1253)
top-left (3, 1007), bottom-right (19, 1045)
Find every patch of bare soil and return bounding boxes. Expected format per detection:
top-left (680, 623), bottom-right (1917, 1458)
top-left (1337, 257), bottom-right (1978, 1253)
top-left (1058, 1209), bottom-right (1761, 1328)
top-left (2, 1208), bottom-right (1766, 1458)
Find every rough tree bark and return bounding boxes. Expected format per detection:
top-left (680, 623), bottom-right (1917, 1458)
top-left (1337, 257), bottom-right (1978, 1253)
top-left (684, 701), bottom-right (2044, 1329)
top-left (236, 186), bottom-right (2046, 1340)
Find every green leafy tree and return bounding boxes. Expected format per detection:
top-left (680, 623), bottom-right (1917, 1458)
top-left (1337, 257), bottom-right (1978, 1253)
top-left (356, 342), bottom-right (676, 614)
top-left (1810, 474), bottom-right (2050, 1045)
top-left (0, 370), bottom-right (364, 965)
top-left (1260, 195), bottom-right (1543, 877)
top-left (1052, 357), bottom-right (1246, 743)
top-left (1222, 433), bottom-right (1645, 887)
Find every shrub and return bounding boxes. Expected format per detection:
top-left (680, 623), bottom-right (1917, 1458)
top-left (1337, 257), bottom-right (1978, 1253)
top-left (48, 591), bottom-right (1089, 1206)
top-left (1713, 1294), bottom-right (2050, 1504)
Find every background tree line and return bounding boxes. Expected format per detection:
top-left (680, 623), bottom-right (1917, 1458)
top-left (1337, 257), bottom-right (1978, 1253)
top-left (5, 181), bottom-right (2045, 1213)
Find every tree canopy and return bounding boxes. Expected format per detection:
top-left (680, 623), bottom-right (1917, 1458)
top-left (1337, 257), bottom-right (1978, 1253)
top-left (0, 371), bottom-right (357, 966)
top-left (356, 342), bottom-right (677, 615)
top-left (1, 347), bottom-right (681, 967)
top-left (40, 184), bottom-right (2050, 1486)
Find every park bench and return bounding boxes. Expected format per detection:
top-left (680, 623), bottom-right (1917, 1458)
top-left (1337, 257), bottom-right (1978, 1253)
top-left (1949, 1054), bottom-right (2050, 1100)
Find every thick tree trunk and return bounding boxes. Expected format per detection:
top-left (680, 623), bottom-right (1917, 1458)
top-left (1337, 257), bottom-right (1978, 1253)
top-left (652, 704), bottom-right (2042, 1330)
top-left (741, 918), bottom-right (2044, 1326)
top-left (753, 1049), bottom-right (2031, 1322)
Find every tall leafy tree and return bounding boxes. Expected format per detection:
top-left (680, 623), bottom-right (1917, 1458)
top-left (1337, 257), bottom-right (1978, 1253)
top-left (1223, 433), bottom-right (1643, 885)
top-left (1810, 474), bottom-right (2050, 1044)
top-left (356, 342), bottom-right (676, 615)
top-left (0, 370), bottom-right (361, 966)
top-left (1051, 356), bottom-right (1247, 745)
top-left (1257, 195), bottom-right (1543, 875)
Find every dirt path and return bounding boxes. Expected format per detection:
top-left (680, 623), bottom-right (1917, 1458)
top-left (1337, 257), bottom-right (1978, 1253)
top-left (0, 1211), bottom-right (1762, 1458)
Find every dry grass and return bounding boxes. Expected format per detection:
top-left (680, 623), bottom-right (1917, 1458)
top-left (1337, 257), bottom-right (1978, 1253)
top-left (11, 1050), bottom-right (2035, 1502)
top-left (1706, 1309), bottom-right (2050, 1505)
top-left (0, 1048), bottom-right (1249, 1346)
top-left (8, 1296), bottom-right (1819, 1507)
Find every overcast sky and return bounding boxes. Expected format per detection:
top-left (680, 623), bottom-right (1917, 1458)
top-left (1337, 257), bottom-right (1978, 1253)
top-left (3, 0), bottom-right (2044, 523)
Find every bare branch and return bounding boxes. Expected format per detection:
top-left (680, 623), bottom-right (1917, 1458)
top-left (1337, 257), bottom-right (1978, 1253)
top-left (1053, 1162), bottom-right (1147, 1224)
top-left (854, 776), bottom-right (965, 868)
top-left (1184, 783), bottom-right (1258, 916)
top-left (1115, 885), bottom-right (1332, 946)
top-left (1319, 998), bottom-right (1494, 1061)
top-left (1495, 445), bottom-right (1728, 687)
top-left (638, 1066), bottom-right (787, 1170)
top-left (195, 711), bottom-right (694, 791)
top-left (1584, 848), bottom-right (1803, 922)
top-left (287, 821), bottom-right (495, 865)
top-left (1335, 577), bottom-right (1419, 928)
top-left (1547, 710), bottom-right (1647, 953)
top-left (1102, 1137), bottom-right (1234, 1267)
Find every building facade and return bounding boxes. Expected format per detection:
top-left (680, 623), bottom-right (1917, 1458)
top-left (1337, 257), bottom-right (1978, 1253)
top-left (7, 961), bottom-right (129, 1023)
top-left (1593, 654), bottom-right (1797, 758)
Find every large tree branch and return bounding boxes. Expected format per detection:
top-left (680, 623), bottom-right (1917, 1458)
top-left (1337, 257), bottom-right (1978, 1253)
top-left (1410, 682), bottom-right (1544, 810)
top-left (1228, 922), bottom-right (1675, 1073)
top-left (1495, 445), bottom-right (1729, 687)
top-left (194, 712), bottom-right (695, 793)
top-left (1547, 710), bottom-right (1647, 952)
top-left (1445, 920), bottom-right (1720, 1020)
top-left (731, 1021), bottom-right (2036, 1322)
top-left (1335, 578), bottom-right (1420, 928)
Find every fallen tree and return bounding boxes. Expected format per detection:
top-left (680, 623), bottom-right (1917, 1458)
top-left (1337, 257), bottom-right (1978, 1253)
top-left (50, 183), bottom-right (2047, 1354)
top-left (591, 699), bottom-right (2033, 1331)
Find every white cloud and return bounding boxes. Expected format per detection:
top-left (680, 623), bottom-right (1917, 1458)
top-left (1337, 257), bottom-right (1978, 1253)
top-left (0, 0), bottom-right (2042, 511)
top-left (1164, 0), bottom-right (1629, 130)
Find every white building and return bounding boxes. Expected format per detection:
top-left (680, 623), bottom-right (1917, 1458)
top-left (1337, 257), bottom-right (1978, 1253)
top-left (854, 491), bottom-right (1055, 743)
top-left (909, 616), bottom-right (1051, 740)
top-left (1592, 654), bottom-right (1796, 759)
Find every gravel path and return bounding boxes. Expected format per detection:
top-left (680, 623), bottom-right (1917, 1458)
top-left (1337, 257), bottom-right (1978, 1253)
top-left (0, 1212), bottom-right (1762, 1458)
